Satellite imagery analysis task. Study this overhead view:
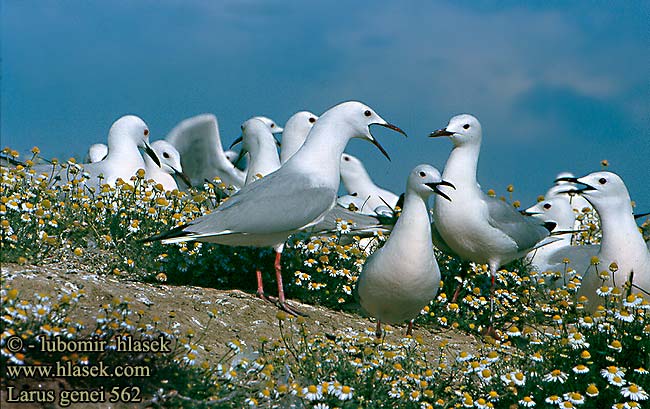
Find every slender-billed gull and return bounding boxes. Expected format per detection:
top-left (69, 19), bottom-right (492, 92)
top-left (34, 115), bottom-right (160, 189)
top-left (357, 164), bottom-right (453, 338)
top-left (143, 140), bottom-right (191, 191)
top-left (254, 116), bottom-right (283, 134)
top-left (165, 114), bottom-right (246, 189)
top-left (523, 196), bottom-right (597, 282)
top-left (556, 172), bottom-right (650, 304)
top-left (280, 111), bottom-right (318, 164)
top-left (429, 114), bottom-right (554, 336)
top-left (340, 153), bottom-right (399, 214)
top-left (86, 143), bottom-right (108, 163)
top-left (231, 118), bottom-right (282, 186)
top-left (146, 101), bottom-right (406, 314)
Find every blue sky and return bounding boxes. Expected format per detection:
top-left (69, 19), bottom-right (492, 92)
top-left (2, 1), bottom-right (649, 207)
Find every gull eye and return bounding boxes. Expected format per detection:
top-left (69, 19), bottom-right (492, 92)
top-left (270, 123), bottom-right (275, 128)
top-left (343, 156), bottom-right (350, 162)
top-left (419, 171), bottom-right (426, 177)
top-left (163, 152), bottom-right (170, 159)
top-left (240, 125), bottom-right (244, 130)
top-left (364, 110), bottom-right (372, 117)
top-left (463, 124), bottom-right (470, 130)
top-left (543, 203), bottom-right (552, 210)
top-left (599, 178), bottom-right (607, 185)
top-left (144, 129), bottom-right (149, 136)
top-left (309, 117), bottom-right (316, 123)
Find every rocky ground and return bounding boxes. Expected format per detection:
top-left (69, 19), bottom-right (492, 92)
top-left (1, 263), bottom-right (479, 408)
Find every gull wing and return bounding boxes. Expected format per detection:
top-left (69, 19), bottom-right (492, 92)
top-left (484, 194), bottom-right (551, 251)
top-left (178, 170), bottom-right (336, 237)
top-left (165, 114), bottom-right (245, 188)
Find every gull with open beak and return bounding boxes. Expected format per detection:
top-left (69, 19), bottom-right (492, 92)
top-left (357, 164), bottom-right (452, 338)
top-left (144, 101), bottom-right (407, 315)
top-left (556, 171), bottom-right (650, 305)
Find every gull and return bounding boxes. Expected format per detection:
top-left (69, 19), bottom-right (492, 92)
top-left (340, 153), bottom-right (399, 214)
top-left (228, 115), bottom-right (391, 311)
top-left (556, 172), bottom-right (650, 303)
top-left (224, 150), bottom-right (240, 164)
top-left (145, 101), bottom-right (407, 314)
top-left (254, 116), bottom-right (284, 134)
top-left (429, 114), bottom-right (554, 335)
top-left (165, 114), bottom-right (247, 189)
top-left (523, 196), bottom-right (598, 282)
top-left (232, 118), bottom-right (282, 186)
top-left (33, 115), bottom-right (160, 189)
top-left (86, 143), bottom-right (108, 163)
top-left (545, 171), bottom-right (593, 224)
top-left (357, 164), bottom-right (453, 338)
top-left (143, 140), bottom-right (192, 191)
top-left (280, 111), bottom-right (319, 164)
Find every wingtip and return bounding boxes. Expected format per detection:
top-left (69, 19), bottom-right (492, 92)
top-left (139, 223), bottom-right (191, 244)
top-left (543, 221), bottom-right (557, 233)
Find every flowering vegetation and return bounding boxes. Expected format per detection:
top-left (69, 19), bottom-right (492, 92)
top-left (1, 148), bottom-right (649, 408)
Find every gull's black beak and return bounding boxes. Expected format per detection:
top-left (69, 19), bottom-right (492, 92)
top-left (229, 136), bottom-right (243, 149)
top-left (554, 176), bottom-right (579, 184)
top-left (368, 123), bottom-right (407, 162)
top-left (144, 143), bottom-right (161, 167)
top-left (429, 128), bottom-right (455, 138)
top-left (375, 122), bottom-right (408, 138)
top-left (426, 180), bottom-right (455, 202)
top-left (634, 211), bottom-right (650, 220)
top-left (555, 177), bottom-right (596, 194)
top-left (520, 210), bottom-right (541, 216)
top-left (173, 168), bottom-right (192, 188)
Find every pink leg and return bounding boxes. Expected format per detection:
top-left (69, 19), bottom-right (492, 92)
top-left (406, 320), bottom-right (414, 336)
top-left (273, 251), bottom-right (307, 317)
top-left (451, 284), bottom-right (462, 303)
top-left (482, 267), bottom-right (501, 340)
top-left (256, 270), bottom-right (269, 300)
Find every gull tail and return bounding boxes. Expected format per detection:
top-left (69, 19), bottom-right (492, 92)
top-left (140, 223), bottom-right (193, 244)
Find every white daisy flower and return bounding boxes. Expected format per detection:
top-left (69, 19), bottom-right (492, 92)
top-left (543, 369), bottom-right (568, 383)
top-left (621, 384), bottom-right (648, 401)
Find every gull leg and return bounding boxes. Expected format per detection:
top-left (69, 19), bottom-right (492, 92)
top-left (406, 320), bottom-right (414, 336)
top-left (375, 321), bottom-right (382, 339)
top-left (256, 270), bottom-right (270, 301)
top-left (451, 261), bottom-right (469, 303)
top-left (482, 262), bottom-right (500, 340)
top-left (273, 250), bottom-right (307, 317)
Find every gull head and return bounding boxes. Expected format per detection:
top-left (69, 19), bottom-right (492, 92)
top-left (231, 118), bottom-right (278, 157)
top-left (325, 101), bottom-right (407, 161)
top-left (283, 111), bottom-right (318, 141)
top-left (429, 114), bottom-right (482, 147)
top-left (224, 149), bottom-right (239, 164)
top-left (254, 116), bottom-right (284, 134)
top-left (151, 140), bottom-right (192, 187)
top-left (109, 115), bottom-right (161, 167)
top-left (408, 164), bottom-right (455, 201)
top-left (522, 197), bottom-right (574, 230)
top-left (87, 143), bottom-right (108, 163)
top-left (340, 153), bottom-right (367, 182)
top-left (556, 171), bottom-right (631, 210)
